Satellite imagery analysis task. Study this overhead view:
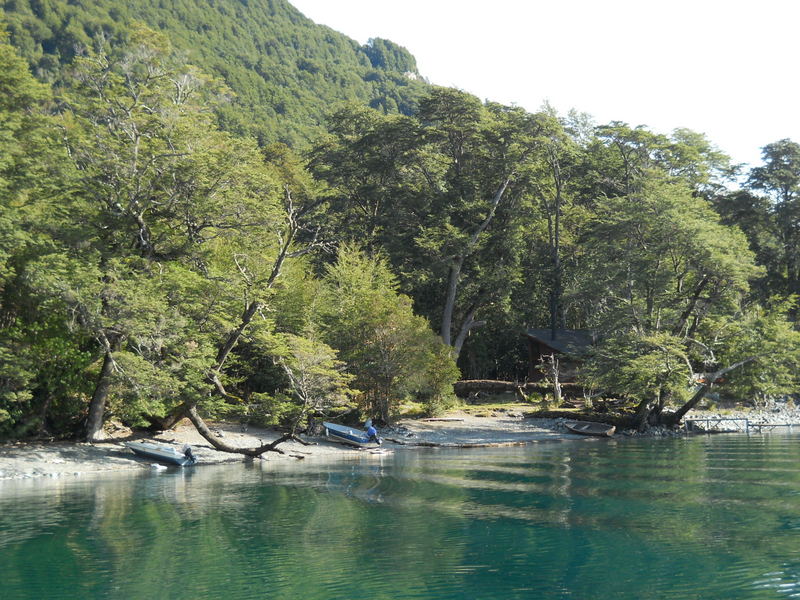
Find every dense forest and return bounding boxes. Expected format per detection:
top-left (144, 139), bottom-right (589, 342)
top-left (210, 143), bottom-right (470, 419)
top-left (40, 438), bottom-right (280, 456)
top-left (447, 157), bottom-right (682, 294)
top-left (2, 0), bottom-right (800, 447)
top-left (2, 0), bottom-right (426, 144)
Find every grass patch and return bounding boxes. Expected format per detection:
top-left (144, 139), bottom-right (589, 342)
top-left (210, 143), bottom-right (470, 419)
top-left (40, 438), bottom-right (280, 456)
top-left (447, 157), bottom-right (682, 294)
top-left (461, 396), bottom-right (535, 415)
top-left (395, 400), bottom-right (434, 419)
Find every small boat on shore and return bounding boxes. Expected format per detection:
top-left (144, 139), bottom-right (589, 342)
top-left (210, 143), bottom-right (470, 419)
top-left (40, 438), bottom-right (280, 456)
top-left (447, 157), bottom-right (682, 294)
top-left (323, 422), bottom-right (380, 448)
top-left (566, 421), bottom-right (615, 437)
top-left (125, 441), bottom-right (197, 466)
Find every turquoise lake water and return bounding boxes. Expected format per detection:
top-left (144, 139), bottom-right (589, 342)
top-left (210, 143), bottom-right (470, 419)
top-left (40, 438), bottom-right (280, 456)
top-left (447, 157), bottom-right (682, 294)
top-left (2, 434), bottom-right (800, 599)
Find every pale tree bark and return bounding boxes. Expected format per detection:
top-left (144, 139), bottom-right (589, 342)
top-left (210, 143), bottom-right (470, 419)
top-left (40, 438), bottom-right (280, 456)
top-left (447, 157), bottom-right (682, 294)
top-left (440, 256), bottom-right (463, 348)
top-left (543, 353), bottom-right (562, 406)
top-left (667, 357), bottom-right (760, 424)
top-left (453, 302), bottom-right (485, 359)
top-left (85, 334), bottom-right (121, 442)
top-left (203, 187), bottom-right (302, 392)
top-left (440, 178), bottom-right (511, 357)
top-left (155, 188), bottom-right (323, 457)
top-left (85, 350), bottom-right (114, 441)
top-left (185, 406), bottom-right (310, 457)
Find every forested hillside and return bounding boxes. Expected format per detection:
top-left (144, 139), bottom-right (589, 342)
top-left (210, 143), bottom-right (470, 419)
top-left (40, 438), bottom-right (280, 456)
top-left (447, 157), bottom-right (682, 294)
top-left (2, 1), bottom-right (800, 447)
top-left (2, 0), bottom-right (427, 145)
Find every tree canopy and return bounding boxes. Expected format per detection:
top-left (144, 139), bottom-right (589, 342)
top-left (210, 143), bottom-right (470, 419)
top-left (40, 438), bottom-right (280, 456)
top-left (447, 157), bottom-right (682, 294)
top-left (1, 3), bottom-right (800, 442)
top-left (2, 0), bottom-right (428, 146)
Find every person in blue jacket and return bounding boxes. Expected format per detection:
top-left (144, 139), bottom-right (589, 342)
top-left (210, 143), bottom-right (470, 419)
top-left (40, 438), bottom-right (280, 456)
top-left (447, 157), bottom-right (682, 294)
top-left (365, 421), bottom-right (381, 445)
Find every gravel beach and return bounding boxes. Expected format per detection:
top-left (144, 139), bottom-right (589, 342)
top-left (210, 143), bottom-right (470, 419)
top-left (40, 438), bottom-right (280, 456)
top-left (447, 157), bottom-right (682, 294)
top-left (0, 414), bottom-right (567, 481)
top-left (2, 404), bottom-right (799, 481)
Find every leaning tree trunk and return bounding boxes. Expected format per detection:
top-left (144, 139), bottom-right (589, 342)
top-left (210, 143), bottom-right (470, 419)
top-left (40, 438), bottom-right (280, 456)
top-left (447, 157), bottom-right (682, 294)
top-left (440, 179), bottom-right (510, 359)
top-left (85, 332), bottom-right (123, 442)
top-left (145, 402), bottom-right (189, 431)
top-left (663, 356), bottom-right (761, 427)
top-left (151, 299), bottom-right (263, 432)
top-left (155, 187), bottom-right (318, 457)
top-left (85, 348), bottom-right (116, 442)
top-left (663, 384), bottom-right (710, 426)
top-left (151, 187), bottom-right (301, 435)
top-left (633, 396), bottom-right (652, 432)
top-left (184, 406), bottom-right (309, 457)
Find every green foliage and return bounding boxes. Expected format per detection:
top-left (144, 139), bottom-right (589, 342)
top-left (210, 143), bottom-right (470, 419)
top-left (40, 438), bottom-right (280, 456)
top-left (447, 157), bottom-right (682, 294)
top-left (363, 38), bottom-right (418, 73)
top-left (574, 175), bottom-right (800, 411)
top-left (582, 332), bottom-right (692, 405)
top-left (0, 335), bottom-right (34, 435)
top-left (318, 244), bottom-right (459, 422)
top-left (17, 28), bottom-right (291, 435)
top-left (748, 140), bottom-right (800, 204)
top-left (271, 332), bottom-right (356, 431)
top-left (709, 299), bottom-right (800, 402)
top-left (311, 88), bottom-right (553, 370)
top-left (416, 341), bottom-right (461, 416)
top-left (743, 139), bottom-right (800, 299)
top-left (573, 179), bottom-right (759, 336)
top-left (2, 3), bottom-right (800, 441)
top-left (2, 0), bottom-right (429, 146)
top-left (0, 31), bottom-right (94, 438)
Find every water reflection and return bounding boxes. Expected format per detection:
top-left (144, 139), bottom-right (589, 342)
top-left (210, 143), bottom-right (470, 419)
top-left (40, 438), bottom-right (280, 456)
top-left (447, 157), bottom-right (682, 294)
top-left (2, 435), bottom-right (800, 599)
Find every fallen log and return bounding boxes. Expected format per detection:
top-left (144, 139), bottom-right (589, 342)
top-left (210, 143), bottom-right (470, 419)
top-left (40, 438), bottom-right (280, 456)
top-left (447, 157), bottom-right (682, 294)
top-left (185, 406), bottom-right (310, 458)
top-left (454, 380), bottom-right (584, 398)
top-left (384, 437), bottom-right (538, 448)
top-left (526, 409), bottom-right (636, 429)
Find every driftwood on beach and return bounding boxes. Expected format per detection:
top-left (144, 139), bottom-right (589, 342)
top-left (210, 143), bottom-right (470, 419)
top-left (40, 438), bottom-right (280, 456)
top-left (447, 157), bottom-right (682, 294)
top-left (453, 380), bottom-right (583, 398)
top-left (384, 437), bottom-right (536, 448)
top-left (526, 409), bottom-right (634, 429)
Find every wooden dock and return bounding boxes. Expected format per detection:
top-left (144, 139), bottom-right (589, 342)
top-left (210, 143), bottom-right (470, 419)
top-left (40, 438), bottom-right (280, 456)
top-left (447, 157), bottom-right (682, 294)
top-left (747, 422), bottom-right (800, 433)
top-left (685, 418), bottom-right (800, 434)
top-left (685, 417), bottom-right (750, 433)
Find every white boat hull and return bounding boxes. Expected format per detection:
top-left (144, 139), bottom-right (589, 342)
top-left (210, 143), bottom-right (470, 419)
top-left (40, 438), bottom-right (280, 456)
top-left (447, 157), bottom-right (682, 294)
top-left (125, 441), bottom-right (197, 466)
top-left (322, 422), bottom-right (379, 448)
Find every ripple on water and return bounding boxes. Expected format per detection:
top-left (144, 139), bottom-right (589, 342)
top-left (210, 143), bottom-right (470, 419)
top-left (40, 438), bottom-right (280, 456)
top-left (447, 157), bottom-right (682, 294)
top-left (751, 563), bottom-right (800, 598)
top-left (2, 436), bottom-right (800, 599)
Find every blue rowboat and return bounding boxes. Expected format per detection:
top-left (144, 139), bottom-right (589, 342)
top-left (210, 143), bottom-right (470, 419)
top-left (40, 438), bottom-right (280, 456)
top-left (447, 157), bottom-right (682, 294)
top-left (565, 421), bottom-right (615, 437)
top-left (125, 441), bottom-right (197, 466)
top-left (323, 422), bottom-right (380, 447)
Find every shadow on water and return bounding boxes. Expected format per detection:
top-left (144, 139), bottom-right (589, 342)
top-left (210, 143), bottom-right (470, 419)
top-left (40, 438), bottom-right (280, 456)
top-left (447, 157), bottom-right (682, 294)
top-left (2, 434), bottom-right (800, 599)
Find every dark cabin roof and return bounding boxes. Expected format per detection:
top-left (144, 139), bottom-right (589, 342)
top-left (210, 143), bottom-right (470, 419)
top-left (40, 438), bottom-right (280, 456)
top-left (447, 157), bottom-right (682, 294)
top-left (525, 329), bottom-right (595, 357)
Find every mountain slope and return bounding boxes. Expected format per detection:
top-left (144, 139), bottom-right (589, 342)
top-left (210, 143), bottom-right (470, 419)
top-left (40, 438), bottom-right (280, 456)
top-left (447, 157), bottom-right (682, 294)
top-left (2, 0), bottom-right (428, 145)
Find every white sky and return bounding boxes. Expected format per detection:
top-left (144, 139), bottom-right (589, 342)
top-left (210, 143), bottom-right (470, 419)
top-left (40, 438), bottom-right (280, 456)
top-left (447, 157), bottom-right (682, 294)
top-left (290, 0), bottom-right (800, 170)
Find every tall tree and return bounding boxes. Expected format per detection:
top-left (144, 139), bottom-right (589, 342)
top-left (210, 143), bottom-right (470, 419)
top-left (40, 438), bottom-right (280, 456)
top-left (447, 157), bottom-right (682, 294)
top-left (594, 122), bottom-right (733, 199)
top-left (747, 139), bottom-right (800, 298)
top-left (713, 189), bottom-right (779, 300)
top-left (314, 89), bottom-right (547, 363)
top-left (575, 179), bottom-right (766, 426)
top-left (527, 109), bottom-right (582, 338)
top-left (414, 90), bottom-right (528, 356)
top-left (318, 245), bottom-right (458, 422)
top-left (0, 29), bottom-right (93, 437)
top-left (308, 104), bottom-right (419, 245)
top-left (44, 28), bottom-right (300, 444)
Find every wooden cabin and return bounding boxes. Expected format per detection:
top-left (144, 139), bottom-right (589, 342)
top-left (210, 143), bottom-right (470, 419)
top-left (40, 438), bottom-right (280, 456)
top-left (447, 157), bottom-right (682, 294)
top-left (524, 328), bottom-right (595, 382)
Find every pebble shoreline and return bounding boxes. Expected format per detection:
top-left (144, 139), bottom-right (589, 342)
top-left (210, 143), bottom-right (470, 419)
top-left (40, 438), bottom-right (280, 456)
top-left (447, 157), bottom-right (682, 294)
top-left (2, 406), bottom-right (800, 481)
